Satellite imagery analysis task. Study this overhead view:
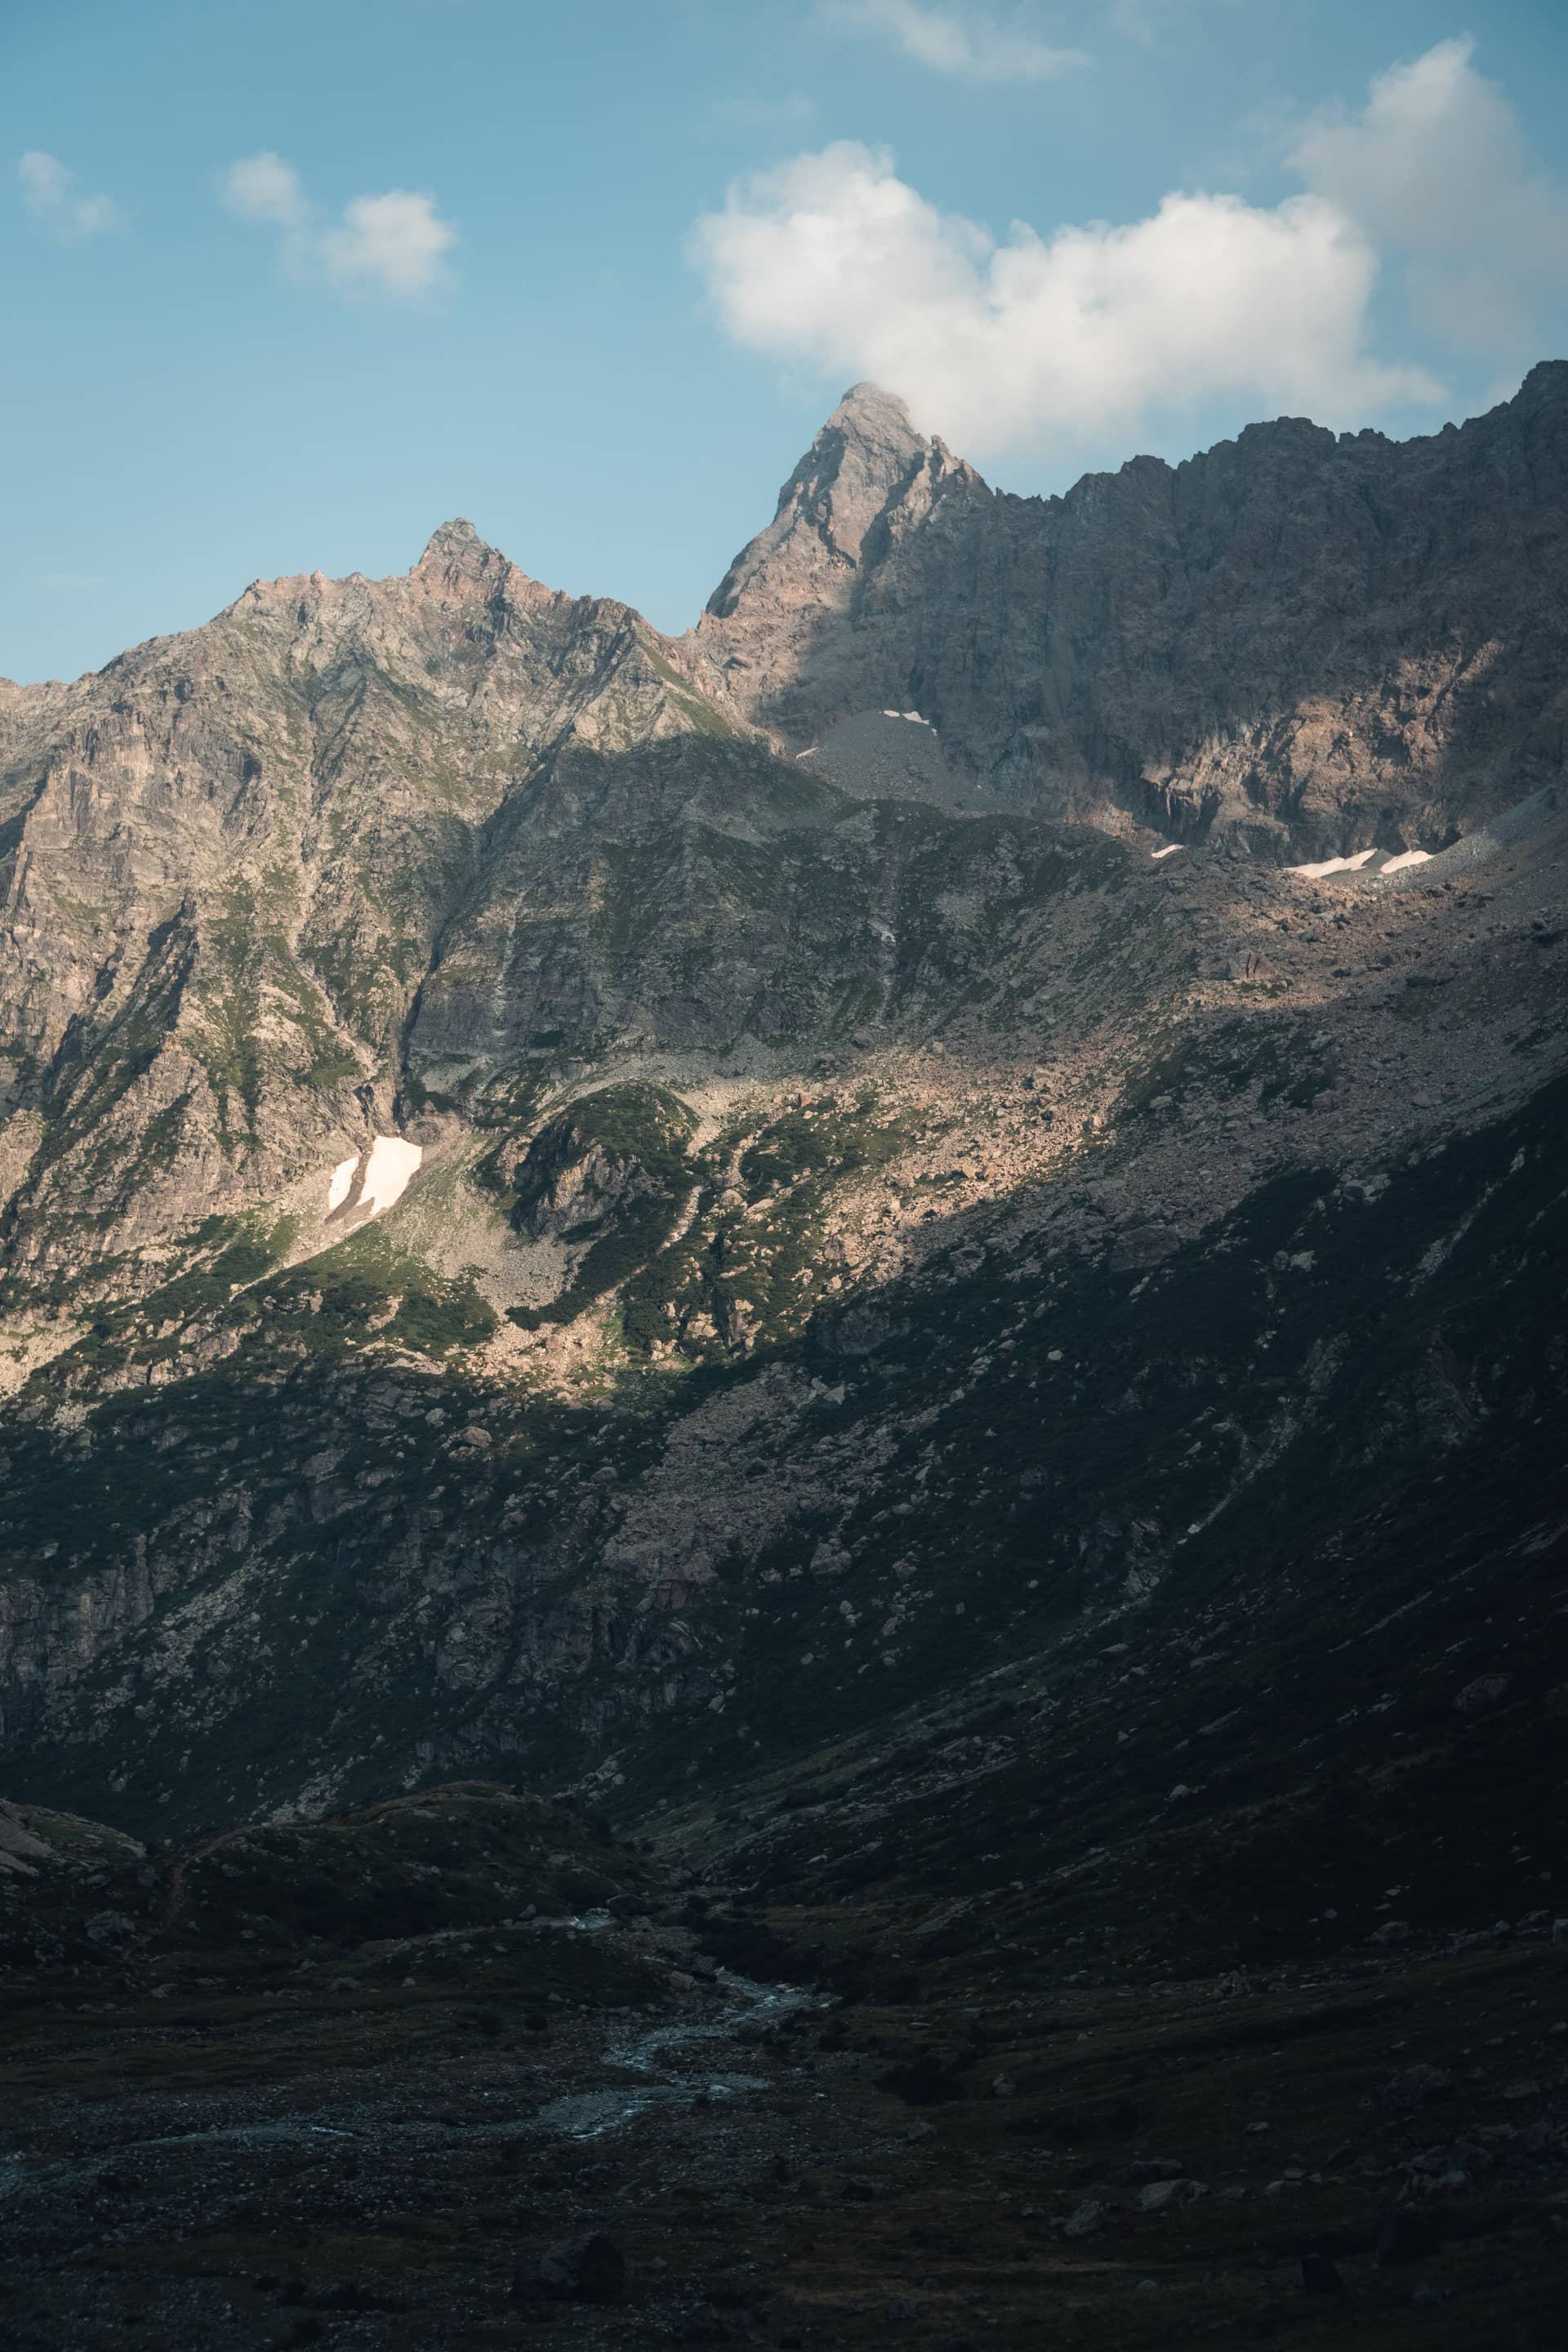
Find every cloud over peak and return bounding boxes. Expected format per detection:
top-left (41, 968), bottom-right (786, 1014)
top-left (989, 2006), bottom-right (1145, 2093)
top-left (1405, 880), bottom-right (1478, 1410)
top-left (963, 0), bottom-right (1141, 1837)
top-left (692, 39), bottom-right (1566, 462)
top-left (223, 153), bottom-right (456, 300)
top-left (691, 141), bottom-right (1435, 461)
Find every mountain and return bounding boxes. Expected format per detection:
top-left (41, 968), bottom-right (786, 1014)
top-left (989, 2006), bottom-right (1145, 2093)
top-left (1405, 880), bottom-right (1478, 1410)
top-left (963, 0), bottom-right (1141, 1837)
top-left (0, 517), bottom-right (781, 1294)
top-left (2, 372), bottom-right (1566, 2350)
top-left (694, 366), bottom-right (1568, 853)
top-left (0, 368), bottom-right (1563, 1839)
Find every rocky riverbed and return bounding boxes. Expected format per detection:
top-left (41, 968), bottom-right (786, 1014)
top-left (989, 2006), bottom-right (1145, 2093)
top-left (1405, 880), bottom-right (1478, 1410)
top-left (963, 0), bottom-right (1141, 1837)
top-left (2, 1784), bottom-right (1565, 2350)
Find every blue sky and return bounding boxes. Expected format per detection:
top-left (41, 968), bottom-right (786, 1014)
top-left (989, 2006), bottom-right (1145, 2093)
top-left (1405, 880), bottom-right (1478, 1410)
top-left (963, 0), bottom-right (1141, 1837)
top-left (4, 0), bottom-right (1566, 684)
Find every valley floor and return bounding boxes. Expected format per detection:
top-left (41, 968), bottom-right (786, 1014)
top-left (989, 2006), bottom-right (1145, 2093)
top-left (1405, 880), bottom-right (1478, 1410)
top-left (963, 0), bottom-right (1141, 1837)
top-left (2, 1799), bottom-right (1564, 2350)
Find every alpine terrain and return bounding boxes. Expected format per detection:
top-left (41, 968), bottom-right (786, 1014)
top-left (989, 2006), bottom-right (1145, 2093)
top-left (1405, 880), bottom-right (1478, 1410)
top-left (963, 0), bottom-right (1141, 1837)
top-left (2, 371), bottom-right (1566, 2351)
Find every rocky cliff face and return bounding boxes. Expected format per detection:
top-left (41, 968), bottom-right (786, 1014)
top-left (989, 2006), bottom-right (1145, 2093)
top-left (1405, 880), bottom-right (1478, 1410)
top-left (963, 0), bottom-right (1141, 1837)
top-left (693, 366), bottom-right (1568, 858)
top-left (0, 517), bottom-right (787, 1291)
top-left (0, 377), bottom-right (1565, 1860)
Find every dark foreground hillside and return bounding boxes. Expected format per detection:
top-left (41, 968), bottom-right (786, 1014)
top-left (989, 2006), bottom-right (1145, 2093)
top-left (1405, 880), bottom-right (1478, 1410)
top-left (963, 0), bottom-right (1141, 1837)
top-left (3, 1519), bottom-right (1565, 2352)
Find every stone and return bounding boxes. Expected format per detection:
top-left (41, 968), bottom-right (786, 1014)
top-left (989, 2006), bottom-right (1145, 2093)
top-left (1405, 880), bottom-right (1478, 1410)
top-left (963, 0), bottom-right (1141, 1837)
top-left (1390, 2064), bottom-right (1454, 2105)
top-left (1137, 2179), bottom-right (1208, 2212)
top-left (512, 2233), bottom-right (627, 2305)
top-left (82, 1910), bottom-right (138, 1944)
top-left (1301, 2253), bottom-right (1344, 2294)
top-left (1455, 1673), bottom-right (1514, 1715)
top-left (1062, 2200), bottom-right (1107, 2238)
top-left (1376, 2209), bottom-right (1445, 2266)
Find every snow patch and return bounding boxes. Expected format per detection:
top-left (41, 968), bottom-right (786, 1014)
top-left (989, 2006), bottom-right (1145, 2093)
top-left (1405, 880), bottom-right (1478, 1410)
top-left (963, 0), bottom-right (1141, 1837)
top-left (1151, 844), bottom-right (1183, 861)
top-left (1288, 844), bottom-right (1437, 880)
top-left (325, 1137), bottom-right (423, 1220)
top-left (1288, 848), bottom-right (1380, 879)
top-left (880, 709), bottom-right (932, 726)
top-left (361, 1137), bottom-right (423, 1216)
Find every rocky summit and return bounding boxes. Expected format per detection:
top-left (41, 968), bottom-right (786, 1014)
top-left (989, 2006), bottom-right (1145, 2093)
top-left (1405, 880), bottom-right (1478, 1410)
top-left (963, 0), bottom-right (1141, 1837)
top-left (1, 375), bottom-right (1566, 2350)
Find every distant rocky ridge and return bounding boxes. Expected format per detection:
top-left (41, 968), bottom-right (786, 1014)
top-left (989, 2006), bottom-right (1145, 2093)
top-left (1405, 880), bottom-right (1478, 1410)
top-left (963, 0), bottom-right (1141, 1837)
top-left (693, 365), bottom-right (1568, 858)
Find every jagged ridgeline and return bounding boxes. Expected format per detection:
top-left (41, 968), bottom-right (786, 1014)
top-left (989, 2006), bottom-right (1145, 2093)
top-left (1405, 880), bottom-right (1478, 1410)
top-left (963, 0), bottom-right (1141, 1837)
top-left (0, 369), bottom-right (1564, 1837)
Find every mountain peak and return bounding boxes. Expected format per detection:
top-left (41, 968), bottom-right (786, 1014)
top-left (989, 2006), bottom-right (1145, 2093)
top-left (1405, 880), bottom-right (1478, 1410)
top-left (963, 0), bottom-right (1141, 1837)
top-left (818, 382), bottom-right (929, 481)
top-left (701, 385), bottom-right (947, 629)
top-left (414, 517), bottom-right (501, 579)
top-left (828, 381), bottom-right (920, 438)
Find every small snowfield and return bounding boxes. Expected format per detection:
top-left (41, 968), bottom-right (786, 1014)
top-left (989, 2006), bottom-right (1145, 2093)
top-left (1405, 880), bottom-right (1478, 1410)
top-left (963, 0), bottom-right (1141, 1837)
top-left (1287, 846), bottom-right (1433, 880)
top-left (323, 1136), bottom-right (424, 1220)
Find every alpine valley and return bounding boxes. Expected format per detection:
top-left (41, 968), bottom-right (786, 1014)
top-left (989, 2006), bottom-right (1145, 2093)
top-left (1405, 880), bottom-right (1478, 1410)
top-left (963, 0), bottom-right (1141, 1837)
top-left (2, 373), bottom-right (1566, 2352)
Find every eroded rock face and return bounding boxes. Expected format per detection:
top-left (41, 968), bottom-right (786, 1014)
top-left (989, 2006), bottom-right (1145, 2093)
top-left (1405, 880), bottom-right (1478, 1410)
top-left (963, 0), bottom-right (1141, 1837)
top-left (691, 367), bottom-right (1568, 858)
top-left (0, 523), bottom-right (782, 1286)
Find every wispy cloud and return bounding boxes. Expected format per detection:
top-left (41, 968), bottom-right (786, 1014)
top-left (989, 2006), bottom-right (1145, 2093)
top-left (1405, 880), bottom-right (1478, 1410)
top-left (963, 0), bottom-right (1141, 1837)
top-left (1092, 0), bottom-right (1245, 47)
top-left (827, 0), bottom-right (1085, 82)
top-left (223, 150), bottom-right (308, 231)
top-left (19, 151), bottom-right (119, 242)
top-left (317, 192), bottom-right (457, 298)
top-left (37, 572), bottom-right (109, 595)
top-left (222, 152), bottom-right (457, 300)
top-left (713, 94), bottom-right (820, 136)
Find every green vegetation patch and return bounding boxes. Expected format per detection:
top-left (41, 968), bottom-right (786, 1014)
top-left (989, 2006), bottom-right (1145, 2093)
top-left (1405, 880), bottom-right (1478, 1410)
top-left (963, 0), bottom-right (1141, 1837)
top-left (620, 1089), bottom-right (927, 1360)
top-left (507, 1082), bottom-right (698, 1331)
top-left (738, 1089), bottom-right (911, 1198)
top-left (258, 1224), bottom-right (498, 1358)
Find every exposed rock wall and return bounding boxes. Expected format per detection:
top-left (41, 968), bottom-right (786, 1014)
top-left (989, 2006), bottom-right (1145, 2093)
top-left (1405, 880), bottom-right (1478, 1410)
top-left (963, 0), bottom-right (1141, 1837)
top-left (693, 365), bottom-right (1568, 857)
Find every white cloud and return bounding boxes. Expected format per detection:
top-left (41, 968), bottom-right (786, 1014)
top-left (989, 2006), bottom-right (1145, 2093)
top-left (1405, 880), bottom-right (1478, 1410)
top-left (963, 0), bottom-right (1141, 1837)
top-left (1289, 38), bottom-right (1568, 353)
top-left (222, 150), bottom-right (307, 230)
top-left (830, 0), bottom-right (1085, 81)
top-left (222, 152), bottom-right (456, 300)
top-left (19, 151), bottom-right (119, 241)
top-left (690, 140), bottom-right (1438, 459)
top-left (318, 191), bottom-right (457, 297)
